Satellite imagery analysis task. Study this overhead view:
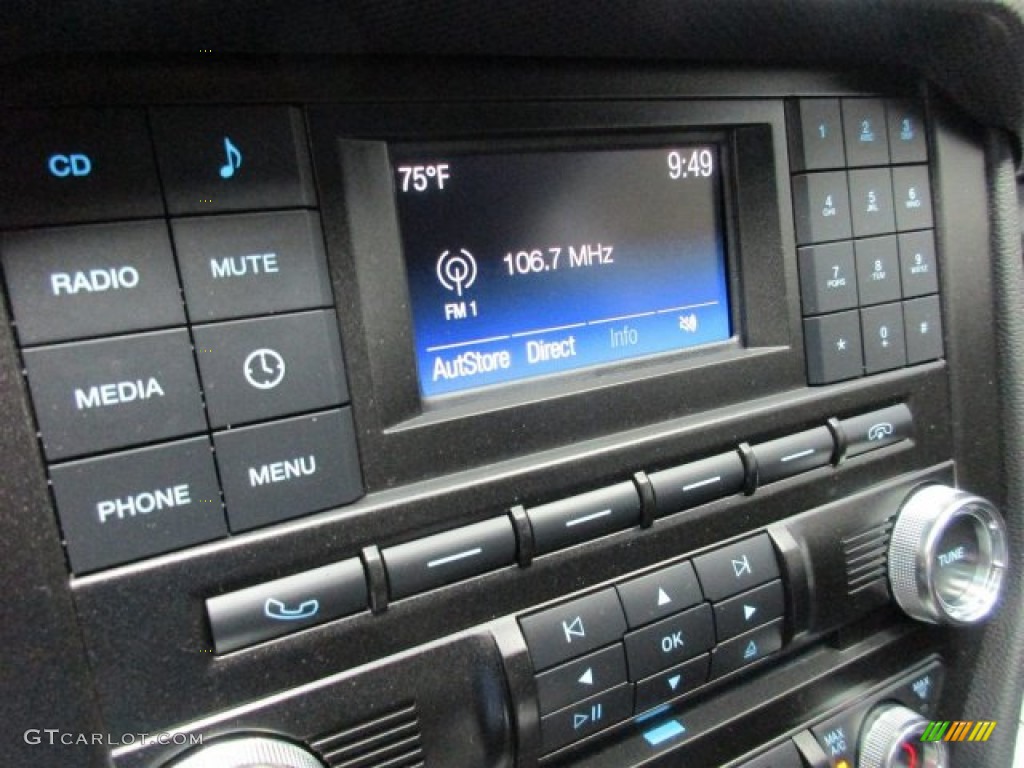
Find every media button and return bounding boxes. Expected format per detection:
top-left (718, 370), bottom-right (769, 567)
top-left (536, 644), bottom-right (628, 716)
top-left (23, 329), bottom-right (207, 460)
top-left (206, 558), bottom-right (367, 654)
top-left (214, 408), bottom-right (363, 533)
top-left (623, 603), bottom-right (714, 680)
top-left (0, 109), bottom-right (163, 228)
top-left (1, 221), bottom-right (185, 346)
top-left (172, 210), bottom-right (333, 323)
top-left (192, 310), bottom-right (349, 428)
top-left (692, 535), bottom-right (781, 602)
top-left (520, 589), bottom-right (627, 671)
top-left (616, 560), bottom-right (703, 629)
top-left (150, 106), bottom-right (316, 214)
top-left (50, 437), bottom-right (224, 574)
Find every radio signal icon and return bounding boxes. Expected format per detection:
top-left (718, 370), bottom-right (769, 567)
top-left (436, 249), bottom-right (478, 297)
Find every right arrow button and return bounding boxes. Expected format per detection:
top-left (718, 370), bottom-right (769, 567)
top-left (711, 579), bottom-right (784, 642)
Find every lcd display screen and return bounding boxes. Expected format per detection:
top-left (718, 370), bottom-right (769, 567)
top-left (393, 144), bottom-right (732, 397)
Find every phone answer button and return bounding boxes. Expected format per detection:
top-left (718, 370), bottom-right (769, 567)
top-left (207, 558), bottom-right (367, 654)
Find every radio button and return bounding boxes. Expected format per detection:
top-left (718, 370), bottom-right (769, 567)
top-left (0, 109), bottom-right (163, 229)
top-left (520, 589), bottom-right (627, 671)
top-left (193, 310), bottom-right (349, 429)
top-left (854, 236), bottom-right (902, 306)
top-left (540, 683), bottom-right (633, 754)
top-left (892, 166), bottom-right (934, 231)
top-left (23, 329), bottom-right (207, 461)
top-left (692, 534), bottom-right (781, 602)
top-left (382, 516), bottom-right (516, 600)
top-left (710, 619), bottom-right (784, 679)
top-left (623, 603), bottom-right (714, 680)
top-left (751, 427), bottom-right (834, 485)
top-left (861, 303), bottom-right (907, 374)
top-left (173, 210), bottom-right (333, 323)
top-left (903, 296), bottom-right (944, 364)
top-left (840, 404), bottom-right (914, 459)
top-left (616, 560), bottom-right (703, 629)
top-left (649, 451), bottom-right (745, 518)
top-left (712, 579), bottom-right (784, 642)
top-left (634, 653), bottom-right (709, 714)
top-left (804, 310), bottom-right (864, 385)
top-left (797, 241), bottom-right (858, 315)
top-left (789, 99), bottom-right (846, 171)
top-left (887, 100), bottom-right (929, 164)
top-left (1, 221), bottom-right (185, 346)
top-left (536, 644), bottom-right (628, 716)
top-left (50, 437), bottom-right (224, 574)
top-left (150, 106), bottom-right (316, 215)
top-left (848, 168), bottom-right (896, 238)
top-left (206, 558), bottom-right (367, 654)
top-left (842, 98), bottom-right (891, 167)
top-left (527, 482), bottom-right (641, 556)
top-left (792, 171), bottom-right (852, 245)
top-left (898, 230), bottom-right (939, 297)
top-left (213, 408), bottom-right (363, 533)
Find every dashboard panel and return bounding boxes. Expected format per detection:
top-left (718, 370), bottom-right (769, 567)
top-left (2, 5), bottom-right (1024, 768)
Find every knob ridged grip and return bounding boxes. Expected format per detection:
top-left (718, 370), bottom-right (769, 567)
top-left (858, 704), bottom-right (947, 768)
top-left (889, 484), bottom-right (1007, 625)
top-left (167, 736), bottom-right (325, 768)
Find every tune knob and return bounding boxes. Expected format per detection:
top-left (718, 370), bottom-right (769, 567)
top-left (166, 735), bottom-right (325, 768)
top-left (858, 704), bottom-right (948, 768)
top-left (888, 485), bottom-right (1008, 625)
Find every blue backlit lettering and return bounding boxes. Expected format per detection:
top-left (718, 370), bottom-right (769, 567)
top-left (48, 153), bottom-right (92, 178)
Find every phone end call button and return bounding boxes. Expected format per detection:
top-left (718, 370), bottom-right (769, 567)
top-left (207, 558), bottom-right (367, 654)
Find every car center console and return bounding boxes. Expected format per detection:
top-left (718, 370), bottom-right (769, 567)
top-left (0, 63), bottom-right (1012, 768)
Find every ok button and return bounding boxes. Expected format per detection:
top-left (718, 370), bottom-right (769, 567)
top-left (623, 604), bottom-right (715, 680)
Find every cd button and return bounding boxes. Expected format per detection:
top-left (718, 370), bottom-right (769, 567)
top-left (840, 404), bottom-right (914, 458)
top-left (536, 644), bottom-right (628, 716)
top-left (634, 653), bottom-right (709, 714)
top-left (841, 98), bottom-right (890, 167)
top-left (213, 408), bottom-right (363, 533)
top-left (519, 589), bottom-right (627, 671)
top-left (540, 683), bottom-right (633, 754)
top-left (792, 171), bottom-right (852, 245)
top-left (797, 241), bottom-right (858, 315)
top-left (615, 560), bottom-right (703, 629)
top-left (712, 579), bottom-right (784, 642)
top-left (381, 516), bottom-right (516, 600)
top-left (898, 230), bottom-right (939, 297)
top-left (710, 619), bottom-right (784, 679)
top-left (848, 167), bottom-right (896, 238)
top-left (804, 311), bottom-right (864, 385)
top-left (861, 303), bottom-right (907, 374)
top-left (192, 310), bottom-right (349, 429)
top-left (0, 109), bottom-right (163, 228)
top-left (854, 236), bottom-right (902, 306)
top-left (903, 295), bottom-right (944, 364)
top-left (173, 210), bottom-right (333, 323)
top-left (150, 106), bottom-right (316, 214)
top-left (623, 603), bottom-right (715, 680)
top-left (789, 99), bottom-right (846, 171)
top-left (206, 558), bottom-right (367, 654)
top-left (527, 482), bottom-right (641, 556)
top-left (692, 534), bottom-right (781, 602)
top-left (1, 220), bottom-right (185, 346)
top-left (751, 427), bottom-right (834, 485)
top-left (49, 437), bottom-right (224, 574)
top-left (23, 329), bottom-right (207, 461)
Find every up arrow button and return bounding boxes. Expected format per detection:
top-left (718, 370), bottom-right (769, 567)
top-left (616, 561), bottom-right (702, 629)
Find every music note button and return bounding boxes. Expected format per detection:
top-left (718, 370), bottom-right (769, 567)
top-left (219, 136), bottom-right (242, 179)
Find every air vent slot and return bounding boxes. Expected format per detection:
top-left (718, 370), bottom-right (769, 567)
top-left (843, 518), bottom-right (894, 595)
top-left (311, 703), bottom-right (424, 768)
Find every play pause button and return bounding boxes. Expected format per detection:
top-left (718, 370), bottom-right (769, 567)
top-left (712, 580), bottom-right (784, 642)
top-left (540, 683), bottom-right (633, 753)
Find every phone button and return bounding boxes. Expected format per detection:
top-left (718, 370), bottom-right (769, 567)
top-left (839, 404), bottom-right (914, 459)
top-left (206, 558), bottom-right (367, 654)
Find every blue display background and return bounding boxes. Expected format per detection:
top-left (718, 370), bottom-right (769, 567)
top-left (393, 146), bottom-right (731, 397)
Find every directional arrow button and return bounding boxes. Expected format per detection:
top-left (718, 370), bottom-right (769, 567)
top-left (743, 605), bottom-right (757, 621)
top-left (578, 668), bottom-right (594, 686)
top-left (657, 588), bottom-right (672, 607)
top-left (710, 579), bottom-right (783, 642)
top-left (667, 674), bottom-right (682, 691)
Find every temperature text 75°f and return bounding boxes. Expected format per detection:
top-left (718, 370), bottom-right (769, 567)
top-left (397, 164), bottom-right (450, 192)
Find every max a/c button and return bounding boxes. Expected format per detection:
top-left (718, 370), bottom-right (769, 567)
top-left (49, 437), bottom-right (225, 574)
top-left (207, 558), bottom-right (367, 654)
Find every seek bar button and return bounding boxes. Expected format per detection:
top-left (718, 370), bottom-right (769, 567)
top-left (520, 589), bottom-right (627, 672)
top-left (692, 534), bottom-right (781, 602)
top-left (207, 558), bottom-right (367, 654)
